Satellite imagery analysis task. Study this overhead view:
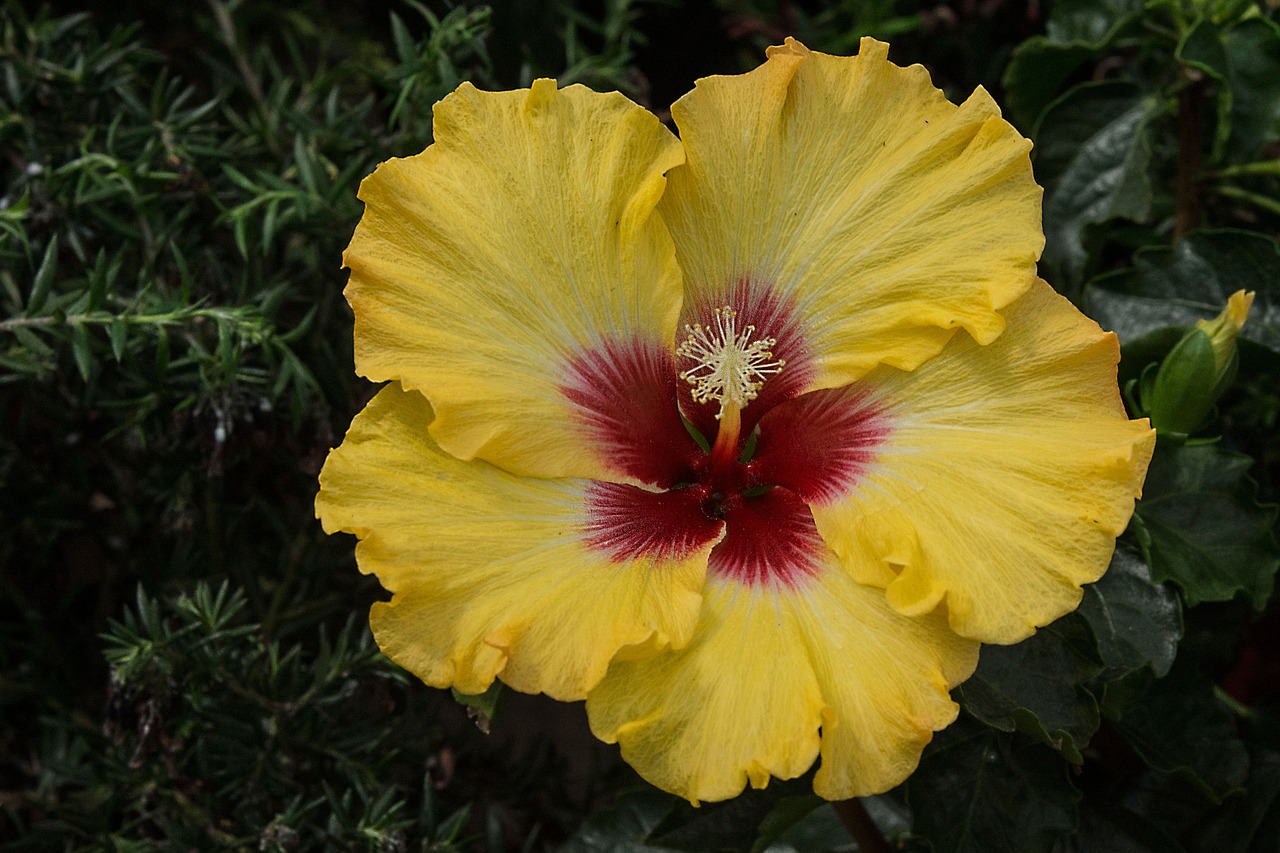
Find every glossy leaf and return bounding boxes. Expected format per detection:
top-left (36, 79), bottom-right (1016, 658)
top-left (907, 719), bottom-right (1080, 853)
top-left (1086, 229), bottom-right (1280, 354)
top-left (1176, 18), bottom-right (1234, 162)
top-left (1002, 0), bottom-right (1145, 128)
top-left (1107, 660), bottom-right (1249, 802)
top-left (1182, 749), bottom-right (1280, 853)
top-left (1176, 14), bottom-right (1280, 163)
top-left (1133, 442), bottom-right (1280, 609)
top-left (1220, 18), bottom-right (1280, 162)
top-left (646, 778), bottom-right (813, 851)
top-left (560, 788), bottom-right (675, 853)
top-left (748, 795), bottom-right (826, 853)
top-left (1058, 799), bottom-right (1188, 853)
top-left (757, 802), bottom-right (856, 853)
top-left (958, 614), bottom-right (1103, 764)
top-left (1035, 81), bottom-right (1158, 290)
top-left (1078, 540), bottom-right (1182, 681)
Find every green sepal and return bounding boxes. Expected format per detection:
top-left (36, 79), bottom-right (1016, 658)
top-left (451, 681), bottom-right (504, 733)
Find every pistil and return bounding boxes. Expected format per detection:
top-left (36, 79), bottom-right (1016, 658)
top-left (677, 306), bottom-right (784, 471)
top-left (708, 401), bottom-right (742, 471)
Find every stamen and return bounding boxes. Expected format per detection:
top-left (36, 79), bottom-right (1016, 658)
top-left (677, 307), bottom-right (786, 420)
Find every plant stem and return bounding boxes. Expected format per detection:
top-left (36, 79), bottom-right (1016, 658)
top-left (1215, 184), bottom-right (1280, 216)
top-left (0, 307), bottom-right (262, 334)
top-left (1174, 80), bottom-right (1205, 241)
top-left (1210, 158), bottom-right (1280, 178)
top-left (832, 798), bottom-right (892, 853)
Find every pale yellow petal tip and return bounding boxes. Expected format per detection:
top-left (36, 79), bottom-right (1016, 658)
top-left (766, 35), bottom-right (891, 63)
top-left (1197, 288), bottom-right (1255, 337)
top-left (765, 36), bottom-right (810, 59)
top-left (746, 764), bottom-right (772, 789)
top-left (1188, 288), bottom-right (1254, 379)
top-left (527, 77), bottom-right (558, 108)
top-left (1226, 289), bottom-right (1255, 329)
top-left (856, 36), bottom-right (891, 61)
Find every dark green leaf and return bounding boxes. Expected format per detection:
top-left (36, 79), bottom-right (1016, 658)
top-left (86, 249), bottom-right (110, 312)
top-left (1035, 82), bottom-right (1158, 290)
top-left (71, 323), bottom-right (93, 382)
top-left (1087, 229), bottom-right (1280, 354)
top-left (13, 326), bottom-right (54, 358)
top-left (907, 719), bottom-right (1080, 853)
top-left (646, 777), bottom-right (813, 851)
top-left (1133, 442), bottom-right (1279, 609)
top-left (1106, 659), bottom-right (1249, 801)
top-left (958, 614), bottom-right (1103, 764)
top-left (1176, 18), bottom-right (1234, 161)
top-left (760, 802), bottom-right (858, 853)
top-left (1221, 18), bottom-right (1280, 162)
top-left (1078, 540), bottom-right (1182, 681)
top-left (1181, 749), bottom-right (1280, 853)
top-left (27, 234), bottom-right (59, 315)
top-left (155, 327), bottom-right (170, 374)
top-left (1043, 0), bottom-right (1145, 42)
top-left (1088, 749), bottom-right (1279, 853)
top-left (1004, 41), bottom-right (1106, 132)
top-left (1002, 0), bottom-right (1144, 128)
top-left (560, 788), bottom-right (676, 853)
top-left (108, 317), bottom-right (127, 362)
top-left (748, 795), bottom-right (823, 853)
top-left (1057, 799), bottom-right (1188, 853)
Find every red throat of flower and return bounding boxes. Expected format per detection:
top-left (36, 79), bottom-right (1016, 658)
top-left (571, 299), bottom-right (888, 590)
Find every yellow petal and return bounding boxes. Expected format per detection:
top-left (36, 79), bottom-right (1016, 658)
top-left (344, 80), bottom-right (687, 484)
top-left (812, 280), bottom-right (1156, 644)
top-left (661, 37), bottom-right (1043, 400)
top-left (316, 384), bottom-right (721, 701)
top-left (586, 561), bottom-right (976, 803)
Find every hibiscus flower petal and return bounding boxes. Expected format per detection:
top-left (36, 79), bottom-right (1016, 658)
top-left (343, 80), bottom-right (695, 485)
top-left (316, 384), bottom-right (723, 701)
top-left (809, 280), bottom-right (1156, 644)
top-left (586, 502), bottom-right (976, 802)
top-left (661, 37), bottom-right (1043, 418)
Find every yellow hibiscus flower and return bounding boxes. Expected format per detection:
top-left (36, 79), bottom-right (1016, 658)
top-left (316, 37), bottom-right (1155, 804)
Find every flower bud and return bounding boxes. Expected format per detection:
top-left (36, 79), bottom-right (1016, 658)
top-left (1143, 290), bottom-right (1254, 437)
top-left (1196, 289), bottom-right (1254, 375)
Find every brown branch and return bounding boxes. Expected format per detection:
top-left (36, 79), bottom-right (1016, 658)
top-left (1174, 78), bottom-right (1205, 240)
top-left (832, 798), bottom-right (893, 853)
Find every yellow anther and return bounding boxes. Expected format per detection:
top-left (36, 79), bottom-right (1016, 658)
top-left (676, 306), bottom-right (785, 419)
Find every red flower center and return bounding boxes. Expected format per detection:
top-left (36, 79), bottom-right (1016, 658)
top-left (564, 286), bottom-right (889, 588)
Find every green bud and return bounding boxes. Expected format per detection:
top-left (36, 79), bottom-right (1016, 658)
top-left (1145, 290), bottom-right (1253, 437)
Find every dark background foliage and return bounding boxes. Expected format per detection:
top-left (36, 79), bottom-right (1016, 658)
top-left (0, 0), bottom-right (1277, 850)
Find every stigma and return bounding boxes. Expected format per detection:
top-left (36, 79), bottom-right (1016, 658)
top-left (677, 307), bottom-right (785, 420)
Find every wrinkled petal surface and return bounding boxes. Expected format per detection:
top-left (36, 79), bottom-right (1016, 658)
top-left (587, 535), bottom-right (977, 803)
top-left (809, 280), bottom-right (1156, 644)
top-left (663, 37), bottom-right (1044, 424)
top-left (344, 80), bottom-right (690, 484)
top-left (315, 385), bottom-right (723, 701)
